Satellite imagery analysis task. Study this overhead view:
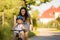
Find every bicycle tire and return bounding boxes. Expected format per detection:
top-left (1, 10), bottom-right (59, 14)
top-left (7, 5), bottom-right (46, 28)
top-left (18, 38), bottom-right (22, 40)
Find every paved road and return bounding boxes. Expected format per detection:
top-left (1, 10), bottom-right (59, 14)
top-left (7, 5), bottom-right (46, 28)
top-left (29, 28), bottom-right (60, 40)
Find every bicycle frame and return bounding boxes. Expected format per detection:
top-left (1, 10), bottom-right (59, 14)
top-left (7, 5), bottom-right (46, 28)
top-left (11, 30), bottom-right (23, 40)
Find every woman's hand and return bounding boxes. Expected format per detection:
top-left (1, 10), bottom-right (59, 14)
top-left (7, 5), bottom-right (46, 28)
top-left (30, 24), bottom-right (33, 31)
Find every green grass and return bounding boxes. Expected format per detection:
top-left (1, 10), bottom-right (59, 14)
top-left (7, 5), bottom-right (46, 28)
top-left (28, 29), bottom-right (39, 38)
top-left (28, 31), bottom-right (35, 38)
top-left (33, 30), bottom-right (39, 35)
top-left (50, 30), bottom-right (60, 32)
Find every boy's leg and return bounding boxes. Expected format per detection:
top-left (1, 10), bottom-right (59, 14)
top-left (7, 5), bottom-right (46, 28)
top-left (19, 31), bottom-right (25, 40)
top-left (13, 33), bottom-right (17, 40)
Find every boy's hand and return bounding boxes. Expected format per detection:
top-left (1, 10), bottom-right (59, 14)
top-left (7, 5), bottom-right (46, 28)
top-left (22, 25), bottom-right (26, 30)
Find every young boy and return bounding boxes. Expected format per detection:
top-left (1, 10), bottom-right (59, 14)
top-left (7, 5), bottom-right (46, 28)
top-left (13, 16), bottom-right (25, 40)
top-left (14, 16), bottom-right (25, 31)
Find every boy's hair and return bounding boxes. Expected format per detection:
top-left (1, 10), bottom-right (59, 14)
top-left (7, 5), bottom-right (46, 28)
top-left (16, 16), bottom-right (23, 21)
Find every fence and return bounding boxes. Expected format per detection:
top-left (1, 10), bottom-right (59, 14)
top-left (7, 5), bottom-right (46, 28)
top-left (0, 12), bottom-right (16, 26)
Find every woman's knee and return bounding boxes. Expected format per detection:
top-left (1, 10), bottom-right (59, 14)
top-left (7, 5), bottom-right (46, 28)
top-left (25, 32), bottom-right (28, 37)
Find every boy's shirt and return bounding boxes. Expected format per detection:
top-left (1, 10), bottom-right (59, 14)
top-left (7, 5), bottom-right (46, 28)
top-left (15, 24), bottom-right (22, 30)
top-left (14, 24), bottom-right (25, 33)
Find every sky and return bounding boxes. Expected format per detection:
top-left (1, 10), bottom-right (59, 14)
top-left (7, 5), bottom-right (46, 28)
top-left (30, 0), bottom-right (60, 15)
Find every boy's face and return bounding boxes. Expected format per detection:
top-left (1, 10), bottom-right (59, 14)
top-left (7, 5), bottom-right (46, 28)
top-left (17, 19), bottom-right (22, 24)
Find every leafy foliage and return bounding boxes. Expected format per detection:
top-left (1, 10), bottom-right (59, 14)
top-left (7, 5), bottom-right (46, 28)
top-left (0, 0), bottom-right (52, 40)
top-left (40, 0), bottom-right (51, 3)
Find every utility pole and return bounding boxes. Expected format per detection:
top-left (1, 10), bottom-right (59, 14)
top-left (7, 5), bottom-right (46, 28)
top-left (14, 15), bottom-right (16, 26)
top-left (2, 12), bottom-right (4, 26)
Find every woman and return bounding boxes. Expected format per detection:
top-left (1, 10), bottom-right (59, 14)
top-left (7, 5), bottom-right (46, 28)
top-left (18, 7), bottom-right (33, 40)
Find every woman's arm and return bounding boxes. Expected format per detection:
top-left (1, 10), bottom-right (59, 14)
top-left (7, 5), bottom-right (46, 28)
top-left (28, 13), bottom-right (33, 31)
top-left (30, 17), bottom-right (33, 31)
top-left (30, 18), bottom-right (33, 25)
top-left (28, 13), bottom-right (33, 25)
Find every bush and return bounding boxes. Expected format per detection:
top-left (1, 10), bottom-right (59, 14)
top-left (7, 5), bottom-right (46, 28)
top-left (33, 18), bottom-right (38, 30)
top-left (28, 31), bottom-right (35, 38)
top-left (0, 24), bottom-right (36, 40)
top-left (0, 24), bottom-right (13, 40)
top-left (0, 26), bottom-right (4, 40)
top-left (38, 20), bottom-right (60, 30)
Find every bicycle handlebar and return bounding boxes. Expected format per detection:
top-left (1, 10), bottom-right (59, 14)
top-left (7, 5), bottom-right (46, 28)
top-left (11, 30), bottom-right (23, 31)
top-left (11, 29), bottom-right (24, 32)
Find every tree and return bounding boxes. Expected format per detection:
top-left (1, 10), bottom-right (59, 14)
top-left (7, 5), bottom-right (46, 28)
top-left (0, 0), bottom-right (25, 27)
top-left (40, 0), bottom-right (51, 3)
top-left (31, 10), bottom-right (39, 30)
top-left (23, 0), bottom-right (51, 10)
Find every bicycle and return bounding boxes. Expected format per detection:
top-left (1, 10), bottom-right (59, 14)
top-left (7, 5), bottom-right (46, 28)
top-left (11, 30), bottom-right (23, 40)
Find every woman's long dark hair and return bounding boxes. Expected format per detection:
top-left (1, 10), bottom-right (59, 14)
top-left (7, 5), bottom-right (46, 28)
top-left (18, 7), bottom-right (29, 21)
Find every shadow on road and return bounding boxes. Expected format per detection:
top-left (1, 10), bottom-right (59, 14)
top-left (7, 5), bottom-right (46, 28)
top-left (30, 35), bottom-right (60, 40)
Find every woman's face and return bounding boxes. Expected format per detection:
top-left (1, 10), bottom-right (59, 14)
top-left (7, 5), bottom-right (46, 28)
top-left (21, 9), bottom-right (26, 16)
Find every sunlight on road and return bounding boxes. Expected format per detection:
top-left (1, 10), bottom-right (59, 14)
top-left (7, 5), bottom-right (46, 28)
top-left (29, 28), bottom-right (60, 40)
